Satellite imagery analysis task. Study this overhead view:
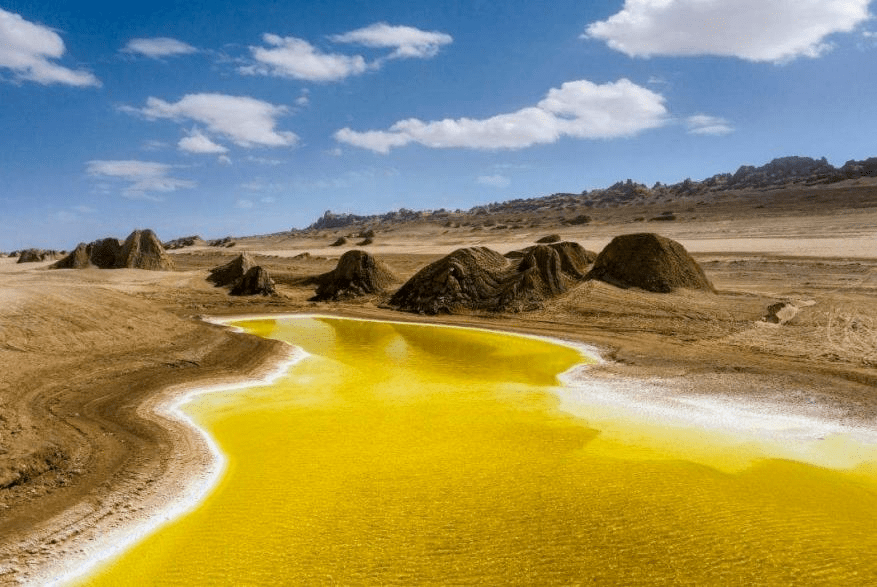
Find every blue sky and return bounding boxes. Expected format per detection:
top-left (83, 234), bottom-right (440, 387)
top-left (2, 0), bottom-right (876, 250)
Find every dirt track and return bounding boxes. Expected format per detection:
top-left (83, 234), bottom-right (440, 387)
top-left (1, 205), bottom-right (876, 583)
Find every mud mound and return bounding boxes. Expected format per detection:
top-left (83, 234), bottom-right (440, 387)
top-left (312, 250), bottom-right (396, 301)
top-left (587, 233), bottom-right (714, 293)
top-left (506, 242), bottom-right (596, 278)
top-left (390, 245), bottom-right (588, 314)
top-left (536, 234), bottom-right (561, 244)
top-left (89, 238), bottom-right (123, 268)
top-left (230, 266), bottom-right (276, 296)
top-left (16, 249), bottom-right (59, 263)
top-left (51, 230), bottom-right (173, 270)
top-left (164, 235), bottom-right (205, 250)
top-left (120, 229), bottom-right (175, 270)
top-left (357, 237), bottom-right (374, 246)
top-left (52, 243), bottom-right (92, 269)
top-left (207, 253), bottom-right (255, 286)
top-left (330, 237), bottom-right (348, 247)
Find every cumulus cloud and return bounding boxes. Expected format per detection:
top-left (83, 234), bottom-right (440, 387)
top-left (86, 160), bottom-right (194, 199)
top-left (477, 174), bottom-right (511, 188)
top-left (125, 93), bottom-right (298, 148)
top-left (243, 34), bottom-right (367, 81)
top-left (335, 78), bottom-right (668, 153)
top-left (0, 7), bottom-right (100, 87)
top-left (584, 0), bottom-right (871, 63)
top-left (178, 128), bottom-right (229, 153)
top-left (331, 23), bottom-right (453, 59)
top-left (686, 114), bottom-right (734, 135)
top-left (242, 23), bottom-right (451, 82)
top-left (122, 37), bottom-right (198, 58)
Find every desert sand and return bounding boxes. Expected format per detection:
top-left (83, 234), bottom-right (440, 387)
top-left (1, 182), bottom-right (877, 584)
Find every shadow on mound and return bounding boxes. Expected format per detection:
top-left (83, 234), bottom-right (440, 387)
top-left (586, 233), bottom-right (714, 293)
top-left (52, 230), bottom-right (174, 271)
top-left (207, 253), bottom-right (276, 296)
top-left (389, 242), bottom-right (595, 314)
top-left (311, 250), bottom-right (396, 301)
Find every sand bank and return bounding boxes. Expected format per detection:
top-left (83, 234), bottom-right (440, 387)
top-left (10, 333), bottom-right (306, 587)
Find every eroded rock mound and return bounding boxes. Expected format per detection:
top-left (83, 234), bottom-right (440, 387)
top-left (120, 229), bottom-right (175, 270)
top-left (230, 266), bottom-right (276, 296)
top-left (330, 237), bottom-right (348, 247)
top-left (312, 250), bottom-right (396, 301)
top-left (208, 253), bottom-right (255, 287)
top-left (390, 244), bottom-right (589, 314)
top-left (89, 238), bottom-right (123, 268)
top-left (586, 233), bottom-right (714, 293)
top-left (506, 242), bottom-right (596, 279)
top-left (16, 249), bottom-right (60, 263)
top-left (536, 234), bottom-right (561, 244)
top-left (164, 235), bottom-right (206, 249)
top-left (51, 230), bottom-right (174, 270)
top-left (52, 243), bottom-right (92, 269)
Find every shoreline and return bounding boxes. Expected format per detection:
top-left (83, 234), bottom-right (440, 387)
top-left (12, 311), bottom-right (877, 585)
top-left (15, 332), bottom-right (306, 587)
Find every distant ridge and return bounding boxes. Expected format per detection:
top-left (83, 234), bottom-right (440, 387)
top-left (306, 155), bottom-right (877, 231)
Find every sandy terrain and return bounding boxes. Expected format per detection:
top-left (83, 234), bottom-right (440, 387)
top-left (1, 193), bottom-right (876, 584)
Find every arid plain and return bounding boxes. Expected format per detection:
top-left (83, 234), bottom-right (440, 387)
top-left (2, 173), bottom-right (877, 584)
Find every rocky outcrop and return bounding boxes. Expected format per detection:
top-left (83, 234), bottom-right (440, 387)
top-left (312, 250), bottom-right (396, 301)
top-left (119, 229), bottom-right (175, 270)
top-left (587, 233), bottom-right (714, 293)
top-left (230, 266), bottom-right (276, 296)
top-left (536, 234), bottom-right (561, 244)
top-left (52, 243), bottom-right (92, 269)
top-left (207, 253), bottom-right (255, 287)
top-left (51, 230), bottom-right (174, 270)
top-left (16, 249), bottom-right (60, 263)
top-left (330, 237), bottom-right (348, 247)
top-left (163, 235), bottom-right (206, 249)
top-left (390, 243), bottom-right (591, 314)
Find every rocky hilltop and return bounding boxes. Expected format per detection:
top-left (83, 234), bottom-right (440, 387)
top-left (304, 155), bottom-right (877, 231)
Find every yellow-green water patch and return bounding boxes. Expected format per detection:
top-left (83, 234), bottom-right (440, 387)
top-left (81, 317), bottom-right (877, 585)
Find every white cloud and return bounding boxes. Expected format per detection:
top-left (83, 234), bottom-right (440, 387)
top-left (0, 7), bottom-right (100, 87)
top-left (686, 114), bottom-right (734, 136)
top-left (260, 196), bottom-right (277, 204)
top-left (122, 37), bottom-right (197, 58)
top-left (126, 93), bottom-right (298, 148)
top-left (246, 155), bottom-right (283, 165)
top-left (235, 198), bottom-right (254, 209)
top-left (86, 159), bottom-right (194, 198)
top-left (142, 139), bottom-right (170, 151)
top-left (178, 128), bottom-right (229, 153)
top-left (331, 23), bottom-right (453, 59)
top-left (243, 34), bottom-right (367, 81)
top-left (218, 154), bottom-right (232, 165)
top-left (335, 78), bottom-right (668, 153)
top-left (477, 174), bottom-right (511, 188)
top-left (584, 0), bottom-right (871, 63)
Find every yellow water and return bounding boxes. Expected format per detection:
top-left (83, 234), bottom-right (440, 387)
top-left (83, 317), bottom-right (877, 585)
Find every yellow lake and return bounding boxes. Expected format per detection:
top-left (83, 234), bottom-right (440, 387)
top-left (82, 316), bottom-right (877, 584)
